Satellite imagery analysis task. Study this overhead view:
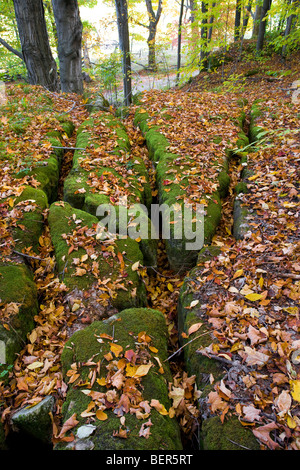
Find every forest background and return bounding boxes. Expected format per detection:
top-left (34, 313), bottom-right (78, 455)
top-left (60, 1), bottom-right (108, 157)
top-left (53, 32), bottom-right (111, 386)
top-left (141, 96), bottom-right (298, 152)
top-left (0, 0), bottom-right (299, 104)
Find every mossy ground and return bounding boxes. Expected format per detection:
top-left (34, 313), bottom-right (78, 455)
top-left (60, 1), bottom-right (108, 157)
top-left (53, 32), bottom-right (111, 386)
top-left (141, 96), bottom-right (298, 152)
top-left (58, 308), bottom-right (182, 450)
top-left (0, 263), bottom-right (38, 366)
top-left (200, 415), bottom-right (260, 450)
top-left (12, 186), bottom-right (48, 253)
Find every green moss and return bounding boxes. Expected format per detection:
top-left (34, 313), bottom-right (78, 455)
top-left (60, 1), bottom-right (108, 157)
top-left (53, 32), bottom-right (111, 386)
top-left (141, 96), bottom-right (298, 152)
top-left (134, 106), bottom-right (231, 270)
top-left (201, 415), bottom-right (260, 450)
top-left (12, 186), bottom-right (48, 253)
top-left (178, 246), bottom-right (224, 387)
top-left (15, 141), bottom-right (62, 203)
top-left (235, 181), bottom-right (248, 195)
top-left (0, 263), bottom-right (38, 367)
top-left (48, 202), bottom-right (147, 309)
top-left (63, 115), bottom-right (155, 266)
top-left (58, 308), bottom-right (182, 450)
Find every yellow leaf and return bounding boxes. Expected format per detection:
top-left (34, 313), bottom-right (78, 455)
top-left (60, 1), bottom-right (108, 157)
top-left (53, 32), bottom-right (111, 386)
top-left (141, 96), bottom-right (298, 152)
top-left (233, 269), bottom-right (244, 279)
top-left (290, 380), bottom-right (300, 402)
top-left (133, 364), bottom-right (152, 378)
top-left (245, 293), bottom-right (263, 301)
top-left (28, 330), bottom-right (37, 344)
top-left (126, 364), bottom-right (138, 377)
top-left (167, 283), bottom-right (174, 292)
top-left (283, 306), bottom-right (299, 315)
top-left (132, 261), bottom-right (140, 271)
top-left (96, 409), bottom-right (108, 421)
top-left (110, 343), bottom-right (123, 358)
top-left (287, 414), bottom-right (297, 429)
top-left (27, 361), bottom-right (43, 370)
top-left (150, 399), bottom-right (169, 415)
top-left (96, 377), bottom-right (106, 386)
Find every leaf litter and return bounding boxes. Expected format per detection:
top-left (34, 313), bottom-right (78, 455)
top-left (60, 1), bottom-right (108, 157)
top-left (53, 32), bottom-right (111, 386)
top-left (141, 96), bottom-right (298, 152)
top-left (0, 51), bottom-right (299, 450)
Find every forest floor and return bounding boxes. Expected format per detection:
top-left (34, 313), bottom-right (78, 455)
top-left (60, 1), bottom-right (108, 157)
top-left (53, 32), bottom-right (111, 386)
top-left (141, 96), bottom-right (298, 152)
top-left (0, 42), bottom-right (299, 451)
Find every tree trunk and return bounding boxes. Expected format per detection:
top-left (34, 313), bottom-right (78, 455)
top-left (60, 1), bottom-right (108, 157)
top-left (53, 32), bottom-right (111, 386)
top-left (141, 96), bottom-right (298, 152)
top-left (243, 1), bottom-right (253, 34)
top-left (115, 0), bottom-right (132, 106)
top-left (147, 25), bottom-right (157, 71)
top-left (208, 2), bottom-right (217, 42)
top-left (256, 0), bottom-right (272, 52)
top-left (234, 0), bottom-right (242, 41)
top-left (252, 1), bottom-right (262, 37)
top-left (52, 0), bottom-right (83, 94)
top-left (13, 0), bottom-right (59, 91)
top-left (282, 0), bottom-right (299, 57)
top-left (176, 0), bottom-right (185, 83)
top-left (145, 0), bottom-right (162, 71)
top-left (200, 1), bottom-right (208, 68)
top-left (44, 1), bottom-right (58, 51)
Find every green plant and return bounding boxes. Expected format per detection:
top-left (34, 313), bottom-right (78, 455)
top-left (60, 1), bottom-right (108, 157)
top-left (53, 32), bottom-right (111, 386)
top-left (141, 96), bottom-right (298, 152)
top-left (94, 51), bottom-right (122, 103)
top-left (0, 363), bottom-right (13, 379)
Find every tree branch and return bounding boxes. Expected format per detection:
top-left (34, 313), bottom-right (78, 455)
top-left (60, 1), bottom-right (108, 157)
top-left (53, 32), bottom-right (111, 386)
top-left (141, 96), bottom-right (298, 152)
top-left (0, 36), bottom-right (24, 60)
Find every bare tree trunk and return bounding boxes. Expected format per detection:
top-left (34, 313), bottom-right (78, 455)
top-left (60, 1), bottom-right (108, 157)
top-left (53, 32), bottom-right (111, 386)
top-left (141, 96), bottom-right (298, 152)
top-left (52, 0), bottom-right (83, 94)
top-left (44, 1), bottom-right (58, 51)
top-left (115, 0), bottom-right (132, 106)
top-left (256, 0), bottom-right (272, 52)
top-left (234, 0), bottom-right (242, 41)
top-left (243, 0), bottom-right (253, 34)
top-left (200, 1), bottom-right (208, 68)
top-left (13, 0), bottom-right (59, 91)
top-left (176, 0), bottom-right (185, 83)
top-left (145, 0), bottom-right (162, 71)
top-left (282, 0), bottom-right (299, 57)
top-left (208, 2), bottom-right (217, 42)
top-left (252, 1), bottom-right (262, 37)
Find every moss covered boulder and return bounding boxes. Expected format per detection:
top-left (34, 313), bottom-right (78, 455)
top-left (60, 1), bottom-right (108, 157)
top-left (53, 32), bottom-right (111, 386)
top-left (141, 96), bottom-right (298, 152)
top-left (177, 246), bottom-right (260, 450)
top-left (63, 112), bottom-right (157, 267)
top-left (11, 185), bottom-right (48, 254)
top-left (48, 201), bottom-right (147, 310)
top-left (15, 121), bottom-right (74, 203)
top-left (0, 263), bottom-right (38, 369)
top-left (177, 246), bottom-right (225, 389)
top-left (11, 395), bottom-right (55, 445)
top-left (56, 308), bottom-right (183, 450)
top-left (134, 109), bottom-right (230, 271)
top-left (200, 415), bottom-right (260, 450)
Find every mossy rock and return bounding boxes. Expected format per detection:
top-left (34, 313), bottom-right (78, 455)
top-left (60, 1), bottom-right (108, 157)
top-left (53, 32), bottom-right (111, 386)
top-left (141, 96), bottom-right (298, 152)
top-left (57, 308), bottom-right (183, 451)
top-left (48, 202), bottom-right (147, 310)
top-left (11, 395), bottom-right (55, 445)
top-left (232, 198), bottom-right (252, 240)
top-left (177, 246), bottom-right (225, 389)
top-left (12, 186), bottom-right (48, 254)
top-left (63, 114), bottom-right (156, 266)
top-left (178, 246), bottom-right (261, 450)
top-left (14, 120), bottom-right (74, 202)
top-left (134, 108), bottom-right (230, 271)
top-left (200, 415), bottom-right (260, 450)
top-left (0, 263), bottom-right (38, 368)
